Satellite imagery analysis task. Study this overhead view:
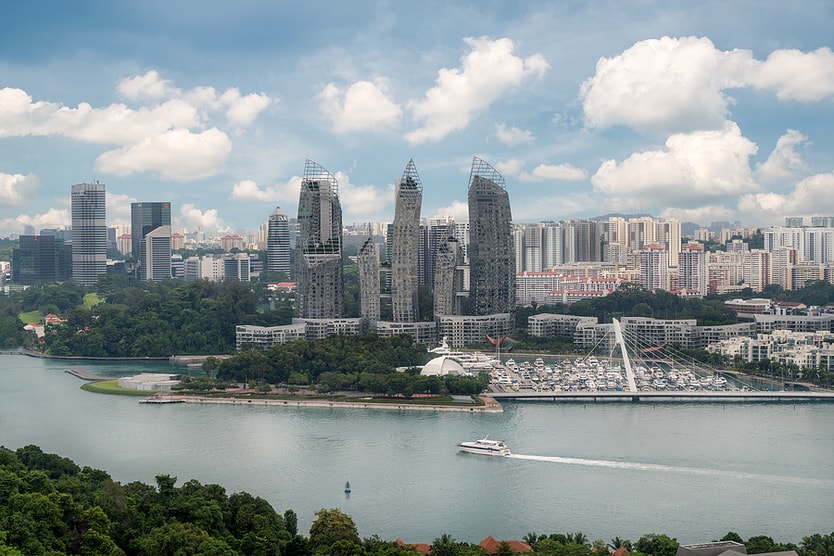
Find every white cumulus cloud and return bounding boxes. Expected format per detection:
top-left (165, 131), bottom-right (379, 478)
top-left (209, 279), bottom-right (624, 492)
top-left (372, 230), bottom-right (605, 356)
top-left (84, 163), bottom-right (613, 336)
top-left (1, 207), bottom-right (70, 236)
top-left (431, 201), bottom-right (469, 224)
top-left (117, 70), bottom-right (177, 101)
top-left (0, 72), bottom-right (273, 182)
top-left (749, 47), bottom-right (834, 101)
top-left (756, 129), bottom-right (810, 182)
top-left (659, 205), bottom-right (737, 224)
top-left (95, 128), bottom-right (232, 181)
top-left (581, 36), bottom-right (753, 134)
top-left (319, 80), bottom-right (402, 133)
top-left (333, 171), bottom-right (392, 218)
top-left (0, 173), bottom-right (40, 205)
top-left (581, 37), bottom-right (834, 135)
top-left (738, 171), bottom-right (834, 224)
top-left (231, 177), bottom-right (302, 204)
top-left (219, 88), bottom-right (273, 128)
top-left (179, 203), bottom-right (226, 233)
top-left (495, 123), bottom-right (534, 146)
top-left (591, 121), bottom-right (759, 206)
top-left (520, 163), bottom-right (588, 182)
top-left (406, 36), bottom-right (549, 144)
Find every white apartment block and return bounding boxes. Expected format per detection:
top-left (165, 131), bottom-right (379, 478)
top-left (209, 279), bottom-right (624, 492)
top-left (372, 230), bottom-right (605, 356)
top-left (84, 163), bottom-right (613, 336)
top-left (436, 313), bottom-right (513, 347)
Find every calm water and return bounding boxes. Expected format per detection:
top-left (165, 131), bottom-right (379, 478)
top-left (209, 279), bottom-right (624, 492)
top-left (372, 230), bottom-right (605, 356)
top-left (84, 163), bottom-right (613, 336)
top-left (1, 355), bottom-right (832, 544)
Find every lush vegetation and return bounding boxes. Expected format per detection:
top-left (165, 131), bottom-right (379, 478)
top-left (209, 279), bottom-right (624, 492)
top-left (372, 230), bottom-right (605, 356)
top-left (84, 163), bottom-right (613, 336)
top-left (1, 445), bottom-right (832, 556)
top-left (213, 335), bottom-right (489, 397)
top-left (2, 277), bottom-right (293, 357)
top-left (5, 272), bottom-right (834, 360)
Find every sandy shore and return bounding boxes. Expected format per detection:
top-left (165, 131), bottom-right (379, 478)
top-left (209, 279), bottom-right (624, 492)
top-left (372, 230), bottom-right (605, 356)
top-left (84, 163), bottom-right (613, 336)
top-left (142, 393), bottom-right (504, 413)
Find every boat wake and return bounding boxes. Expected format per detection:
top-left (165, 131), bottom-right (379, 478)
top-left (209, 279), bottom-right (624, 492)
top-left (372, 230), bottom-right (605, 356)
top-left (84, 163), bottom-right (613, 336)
top-left (507, 453), bottom-right (834, 488)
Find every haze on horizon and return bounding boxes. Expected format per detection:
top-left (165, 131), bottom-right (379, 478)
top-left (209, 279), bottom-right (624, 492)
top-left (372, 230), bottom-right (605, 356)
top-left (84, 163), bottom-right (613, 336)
top-left (1, 1), bottom-right (834, 236)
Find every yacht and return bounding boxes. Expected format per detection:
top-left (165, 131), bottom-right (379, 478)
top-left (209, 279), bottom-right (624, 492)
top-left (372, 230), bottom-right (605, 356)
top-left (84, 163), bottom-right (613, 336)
top-left (457, 438), bottom-right (511, 457)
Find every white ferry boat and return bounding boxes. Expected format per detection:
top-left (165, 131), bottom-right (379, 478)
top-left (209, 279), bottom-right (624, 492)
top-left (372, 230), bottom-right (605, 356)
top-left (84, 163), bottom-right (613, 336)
top-left (457, 438), bottom-right (511, 457)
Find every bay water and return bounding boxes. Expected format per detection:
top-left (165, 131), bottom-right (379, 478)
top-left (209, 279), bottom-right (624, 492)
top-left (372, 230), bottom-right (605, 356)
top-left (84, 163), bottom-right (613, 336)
top-left (1, 355), bottom-right (832, 545)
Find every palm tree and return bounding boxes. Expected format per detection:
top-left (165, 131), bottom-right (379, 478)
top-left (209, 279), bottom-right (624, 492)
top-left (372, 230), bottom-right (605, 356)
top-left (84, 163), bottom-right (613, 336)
top-left (523, 533), bottom-right (544, 547)
top-left (567, 532), bottom-right (589, 546)
top-left (609, 537), bottom-right (632, 551)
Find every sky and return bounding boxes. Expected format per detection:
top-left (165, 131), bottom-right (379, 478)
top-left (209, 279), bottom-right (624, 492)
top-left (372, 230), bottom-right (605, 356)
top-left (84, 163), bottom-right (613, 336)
top-left (1, 0), bottom-right (834, 237)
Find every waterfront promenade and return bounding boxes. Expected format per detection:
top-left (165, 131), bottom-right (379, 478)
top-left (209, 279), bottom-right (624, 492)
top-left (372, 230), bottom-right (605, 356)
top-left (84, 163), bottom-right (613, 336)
top-left (140, 393), bottom-right (505, 413)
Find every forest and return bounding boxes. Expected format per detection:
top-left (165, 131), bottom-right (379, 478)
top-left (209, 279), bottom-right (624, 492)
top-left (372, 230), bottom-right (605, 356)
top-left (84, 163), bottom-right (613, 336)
top-left (0, 445), bottom-right (831, 556)
top-left (4, 274), bottom-right (834, 357)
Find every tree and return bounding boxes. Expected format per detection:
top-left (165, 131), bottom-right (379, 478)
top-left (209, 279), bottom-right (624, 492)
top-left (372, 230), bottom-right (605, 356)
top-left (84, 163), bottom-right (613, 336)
top-left (634, 534), bottom-right (678, 556)
top-left (309, 508), bottom-right (360, 550)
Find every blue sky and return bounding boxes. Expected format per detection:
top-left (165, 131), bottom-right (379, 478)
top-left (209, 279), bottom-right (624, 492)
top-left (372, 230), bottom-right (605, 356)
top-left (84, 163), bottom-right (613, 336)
top-left (1, 0), bottom-right (834, 236)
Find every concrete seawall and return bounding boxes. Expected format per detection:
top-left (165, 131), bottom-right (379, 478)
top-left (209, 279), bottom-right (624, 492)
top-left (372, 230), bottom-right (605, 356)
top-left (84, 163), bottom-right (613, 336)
top-left (141, 394), bottom-right (504, 413)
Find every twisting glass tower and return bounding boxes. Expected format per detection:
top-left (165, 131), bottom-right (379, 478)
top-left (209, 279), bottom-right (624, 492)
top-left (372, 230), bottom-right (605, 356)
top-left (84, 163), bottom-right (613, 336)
top-left (357, 235), bottom-right (381, 323)
top-left (433, 234), bottom-right (461, 316)
top-left (467, 156), bottom-right (515, 316)
top-left (390, 159), bottom-right (423, 322)
top-left (295, 160), bottom-right (344, 318)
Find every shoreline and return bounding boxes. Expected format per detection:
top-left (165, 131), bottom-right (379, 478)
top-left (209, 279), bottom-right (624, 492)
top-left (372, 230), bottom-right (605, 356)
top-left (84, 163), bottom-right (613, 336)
top-left (141, 393), bottom-right (504, 413)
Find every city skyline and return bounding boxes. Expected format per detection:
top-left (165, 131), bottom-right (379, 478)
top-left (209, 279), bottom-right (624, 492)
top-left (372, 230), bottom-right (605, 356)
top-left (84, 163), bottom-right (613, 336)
top-left (1, 2), bottom-right (834, 237)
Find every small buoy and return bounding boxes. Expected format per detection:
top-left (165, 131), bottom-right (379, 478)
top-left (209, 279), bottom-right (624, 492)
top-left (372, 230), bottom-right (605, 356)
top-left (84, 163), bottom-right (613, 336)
top-left (344, 481), bottom-right (351, 494)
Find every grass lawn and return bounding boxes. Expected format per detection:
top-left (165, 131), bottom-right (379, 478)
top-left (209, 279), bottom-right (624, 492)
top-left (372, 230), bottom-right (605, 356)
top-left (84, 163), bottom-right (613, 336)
top-left (18, 310), bottom-right (43, 324)
top-left (81, 380), bottom-right (149, 396)
top-left (82, 293), bottom-right (104, 310)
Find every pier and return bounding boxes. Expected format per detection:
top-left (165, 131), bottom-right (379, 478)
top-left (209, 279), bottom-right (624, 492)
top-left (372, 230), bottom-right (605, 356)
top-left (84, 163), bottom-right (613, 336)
top-left (64, 368), bottom-right (109, 381)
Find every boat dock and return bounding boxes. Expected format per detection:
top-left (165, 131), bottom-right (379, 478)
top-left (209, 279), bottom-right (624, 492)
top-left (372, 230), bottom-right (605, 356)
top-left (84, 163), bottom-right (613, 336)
top-left (64, 368), bottom-right (109, 381)
top-left (489, 390), bottom-right (834, 403)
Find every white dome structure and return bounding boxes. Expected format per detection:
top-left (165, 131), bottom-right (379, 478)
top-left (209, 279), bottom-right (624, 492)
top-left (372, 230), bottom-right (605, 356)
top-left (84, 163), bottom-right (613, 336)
top-left (420, 356), bottom-right (468, 376)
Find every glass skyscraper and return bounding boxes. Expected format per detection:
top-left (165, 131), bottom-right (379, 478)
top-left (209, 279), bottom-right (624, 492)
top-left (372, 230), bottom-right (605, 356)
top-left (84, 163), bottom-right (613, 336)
top-left (390, 159), bottom-right (422, 323)
top-left (131, 202), bottom-right (172, 281)
top-left (467, 157), bottom-right (515, 316)
top-left (71, 182), bottom-right (107, 286)
top-left (295, 160), bottom-right (344, 319)
top-left (266, 206), bottom-right (291, 277)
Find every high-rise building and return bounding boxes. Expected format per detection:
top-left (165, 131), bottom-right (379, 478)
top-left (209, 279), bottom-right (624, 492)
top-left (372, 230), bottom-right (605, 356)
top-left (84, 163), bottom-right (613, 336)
top-left (467, 157), bottom-right (515, 316)
top-left (639, 244), bottom-right (668, 291)
top-left (390, 159), bottom-right (422, 323)
top-left (295, 160), bottom-right (344, 319)
top-left (434, 235), bottom-right (462, 316)
top-left (678, 243), bottom-right (707, 295)
top-left (357, 236), bottom-right (381, 322)
top-left (542, 222), bottom-right (563, 269)
top-left (267, 206), bottom-right (291, 277)
top-left (12, 235), bottom-right (72, 284)
top-left (224, 253), bottom-right (251, 281)
top-left (71, 182), bottom-right (107, 286)
top-left (131, 202), bottom-right (172, 281)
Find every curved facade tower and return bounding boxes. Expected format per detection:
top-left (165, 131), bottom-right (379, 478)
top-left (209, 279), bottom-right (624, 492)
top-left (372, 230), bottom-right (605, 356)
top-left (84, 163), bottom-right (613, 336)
top-left (357, 235), bottom-right (381, 323)
top-left (295, 160), bottom-right (344, 319)
top-left (433, 234), bottom-right (461, 317)
top-left (267, 206), bottom-right (291, 276)
top-left (467, 157), bottom-right (515, 316)
top-left (390, 159), bottom-right (423, 322)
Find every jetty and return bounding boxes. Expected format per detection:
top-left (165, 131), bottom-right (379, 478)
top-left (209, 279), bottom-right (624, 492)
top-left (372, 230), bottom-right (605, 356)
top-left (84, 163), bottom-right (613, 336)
top-left (64, 368), bottom-right (109, 381)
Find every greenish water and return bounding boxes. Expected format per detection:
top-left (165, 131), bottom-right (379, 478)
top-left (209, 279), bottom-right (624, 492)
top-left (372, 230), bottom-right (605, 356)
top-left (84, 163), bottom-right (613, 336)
top-left (1, 355), bottom-right (832, 544)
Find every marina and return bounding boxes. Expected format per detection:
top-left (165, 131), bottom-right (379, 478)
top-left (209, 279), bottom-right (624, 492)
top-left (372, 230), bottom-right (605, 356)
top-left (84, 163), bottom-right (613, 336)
top-left (430, 319), bottom-right (834, 402)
